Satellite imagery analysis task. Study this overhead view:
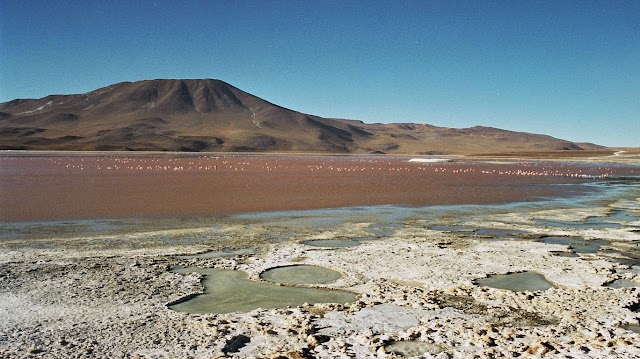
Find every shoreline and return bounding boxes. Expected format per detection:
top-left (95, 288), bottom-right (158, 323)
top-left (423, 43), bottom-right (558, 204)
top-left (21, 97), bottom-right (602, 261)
top-left (1, 147), bottom-right (639, 158)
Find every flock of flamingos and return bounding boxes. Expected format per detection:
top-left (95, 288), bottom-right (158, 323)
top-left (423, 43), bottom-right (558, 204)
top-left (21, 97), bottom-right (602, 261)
top-left (12, 155), bottom-right (624, 180)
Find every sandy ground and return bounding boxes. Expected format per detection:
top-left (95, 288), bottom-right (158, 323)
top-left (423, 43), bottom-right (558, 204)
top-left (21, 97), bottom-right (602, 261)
top-left (1, 154), bottom-right (639, 358)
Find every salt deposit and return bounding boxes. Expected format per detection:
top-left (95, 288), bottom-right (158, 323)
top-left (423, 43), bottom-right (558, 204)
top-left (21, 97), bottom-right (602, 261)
top-left (408, 158), bottom-right (453, 163)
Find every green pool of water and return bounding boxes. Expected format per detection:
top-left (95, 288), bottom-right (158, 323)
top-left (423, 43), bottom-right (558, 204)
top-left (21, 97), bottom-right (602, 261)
top-left (474, 271), bottom-right (555, 292)
top-left (538, 236), bottom-right (606, 254)
top-left (168, 267), bottom-right (356, 314)
top-left (606, 279), bottom-right (640, 288)
top-left (260, 265), bottom-right (343, 285)
top-left (607, 256), bottom-right (640, 267)
top-left (624, 325), bottom-right (640, 334)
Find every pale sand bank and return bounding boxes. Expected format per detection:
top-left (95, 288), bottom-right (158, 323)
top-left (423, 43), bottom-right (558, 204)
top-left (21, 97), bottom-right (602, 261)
top-left (408, 158), bottom-right (454, 163)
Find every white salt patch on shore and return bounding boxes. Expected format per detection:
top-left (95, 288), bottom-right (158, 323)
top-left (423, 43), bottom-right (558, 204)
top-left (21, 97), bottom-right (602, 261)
top-left (408, 158), bottom-right (453, 163)
top-left (4, 214), bottom-right (640, 357)
top-left (580, 228), bottom-right (640, 241)
top-left (318, 304), bottom-right (426, 335)
top-left (530, 207), bottom-right (612, 222)
top-left (283, 237), bottom-right (612, 289)
top-left (610, 198), bottom-right (640, 211)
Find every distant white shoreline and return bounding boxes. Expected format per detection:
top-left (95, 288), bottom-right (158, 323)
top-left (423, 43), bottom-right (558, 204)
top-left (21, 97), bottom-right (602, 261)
top-left (408, 158), bottom-right (454, 163)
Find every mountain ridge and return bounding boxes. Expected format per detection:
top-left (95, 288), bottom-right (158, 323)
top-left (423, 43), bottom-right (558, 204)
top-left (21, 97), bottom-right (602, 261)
top-left (0, 79), bottom-right (605, 154)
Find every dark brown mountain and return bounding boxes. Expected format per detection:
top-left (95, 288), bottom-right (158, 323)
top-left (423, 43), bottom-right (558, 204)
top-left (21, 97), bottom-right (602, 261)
top-left (0, 79), bottom-right (606, 154)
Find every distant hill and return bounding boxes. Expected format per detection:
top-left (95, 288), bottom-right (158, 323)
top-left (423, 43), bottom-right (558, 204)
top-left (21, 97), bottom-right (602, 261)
top-left (0, 79), bottom-right (606, 154)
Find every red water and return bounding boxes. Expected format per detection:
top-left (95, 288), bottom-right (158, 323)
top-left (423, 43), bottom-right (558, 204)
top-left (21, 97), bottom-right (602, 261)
top-left (0, 153), bottom-right (624, 222)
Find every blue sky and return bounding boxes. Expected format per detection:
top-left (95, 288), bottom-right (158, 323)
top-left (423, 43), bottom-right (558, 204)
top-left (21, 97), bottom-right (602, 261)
top-left (1, 0), bottom-right (638, 146)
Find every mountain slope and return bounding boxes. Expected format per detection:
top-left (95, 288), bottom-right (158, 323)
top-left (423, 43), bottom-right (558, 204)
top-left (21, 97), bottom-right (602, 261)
top-left (0, 79), bottom-right (604, 154)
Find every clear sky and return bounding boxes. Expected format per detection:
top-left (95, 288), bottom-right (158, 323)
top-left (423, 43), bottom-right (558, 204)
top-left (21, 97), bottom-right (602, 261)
top-left (1, 1), bottom-right (638, 147)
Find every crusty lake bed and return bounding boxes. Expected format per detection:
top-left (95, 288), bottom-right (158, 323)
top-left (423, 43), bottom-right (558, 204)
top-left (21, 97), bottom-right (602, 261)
top-left (1, 152), bottom-right (640, 358)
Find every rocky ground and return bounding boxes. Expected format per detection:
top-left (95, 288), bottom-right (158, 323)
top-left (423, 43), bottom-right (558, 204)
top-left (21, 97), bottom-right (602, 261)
top-left (1, 202), bottom-right (640, 358)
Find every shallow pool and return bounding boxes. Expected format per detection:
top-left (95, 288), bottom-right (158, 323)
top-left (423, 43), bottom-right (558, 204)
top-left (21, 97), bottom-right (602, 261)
top-left (624, 325), bottom-right (640, 334)
top-left (168, 267), bottom-right (356, 314)
top-left (605, 279), bottom-right (640, 288)
top-left (260, 265), bottom-right (343, 285)
top-left (474, 271), bottom-right (555, 292)
top-left (538, 236), bottom-right (606, 254)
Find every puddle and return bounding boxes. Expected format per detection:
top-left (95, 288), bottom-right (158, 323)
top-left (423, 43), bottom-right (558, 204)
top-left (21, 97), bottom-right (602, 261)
top-left (474, 228), bottom-right (528, 238)
top-left (367, 223), bottom-right (397, 238)
top-left (302, 239), bottom-right (361, 248)
top-left (623, 325), bottom-right (640, 334)
top-left (474, 271), bottom-right (555, 292)
top-left (606, 256), bottom-right (639, 267)
top-left (384, 340), bottom-right (445, 357)
top-left (538, 237), bottom-right (607, 254)
top-left (260, 265), bottom-right (343, 285)
top-left (535, 219), bottom-right (623, 230)
top-left (607, 209), bottom-right (640, 224)
top-left (353, 237), bottom-right (378, 242)
top-left (168, 267), bottom-right (356, 314)
top-left (605, 279), bottom-right (640, 288)
top-left (178, 248), bottom-right (256, 259)
top-left (601, 243), bottom-right (640, 266)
